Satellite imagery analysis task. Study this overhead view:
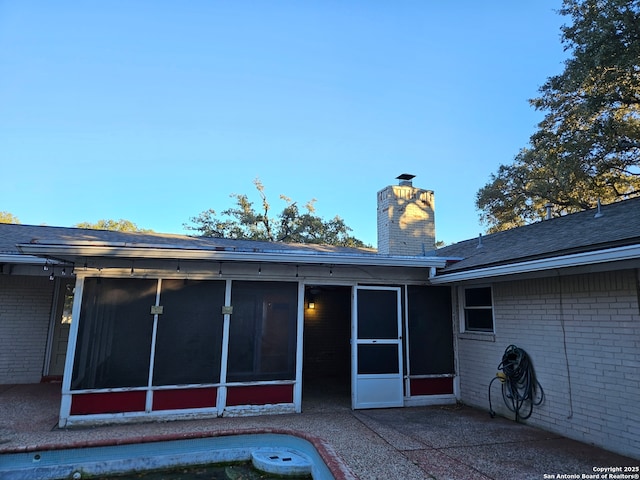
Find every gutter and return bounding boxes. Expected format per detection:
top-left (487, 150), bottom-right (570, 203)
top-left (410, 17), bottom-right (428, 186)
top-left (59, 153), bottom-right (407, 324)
top-left (17, 243), bottom-right (448, 269)
top-left (0, 254), bottom-right (59, 266)
top-left (429, 244), bottom-right (640, 284)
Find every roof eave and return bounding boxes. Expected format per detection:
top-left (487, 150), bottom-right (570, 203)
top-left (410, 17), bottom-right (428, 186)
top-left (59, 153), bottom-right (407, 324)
top-left (17, 243), bottom-right (447, 269)
top-left (429, 244), bottom-right (640, 284)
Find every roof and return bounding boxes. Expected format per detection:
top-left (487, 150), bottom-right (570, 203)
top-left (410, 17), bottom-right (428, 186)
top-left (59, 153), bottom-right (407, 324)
top-left (433, 196), bottom-right (640, 281)
top-left (0, 223), bottom-right (377, 256)
top-left (0, 223), bottom-right (446, 269)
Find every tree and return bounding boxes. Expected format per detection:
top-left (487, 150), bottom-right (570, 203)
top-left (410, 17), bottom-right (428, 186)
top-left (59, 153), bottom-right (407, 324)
top-left (477, 0), bottom-right (640, 233)
top-left (0, 211), bottom-right (20, 224)
top-left (186, 178), bottom-right (369, 247)
top-left (74, 219), bottom-right (153, 232)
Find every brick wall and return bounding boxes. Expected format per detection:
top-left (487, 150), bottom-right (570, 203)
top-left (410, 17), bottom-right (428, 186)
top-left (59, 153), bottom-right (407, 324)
top-left (0, 275), bottom-right (55, 384)
top-left (457, 269), bottom-right (640, 459)
top-left (303, 287), bottom-right (351, 382)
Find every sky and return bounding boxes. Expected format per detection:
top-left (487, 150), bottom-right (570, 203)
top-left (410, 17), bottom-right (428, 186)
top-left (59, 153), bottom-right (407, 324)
top-left (0, 1), bottom-right (568, 247)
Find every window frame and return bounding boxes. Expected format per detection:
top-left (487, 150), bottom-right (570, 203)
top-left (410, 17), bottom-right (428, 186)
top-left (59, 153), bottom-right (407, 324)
top-left (459, 285), bottom-right (494, 333)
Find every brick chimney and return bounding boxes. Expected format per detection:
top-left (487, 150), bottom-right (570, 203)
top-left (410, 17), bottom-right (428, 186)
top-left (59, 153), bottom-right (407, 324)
top-left (377, 174), bottom-right (435, 256)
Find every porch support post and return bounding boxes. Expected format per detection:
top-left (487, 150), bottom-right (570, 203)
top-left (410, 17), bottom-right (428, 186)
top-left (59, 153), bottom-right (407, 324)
top-left (216, 279), bottom-right (232, 414)
top-left (58, 275), bottom-right (85, 428)
top-left (145, 279), bottom-right (163, 413)
top-left (293, 281), bottom-right (304, 413)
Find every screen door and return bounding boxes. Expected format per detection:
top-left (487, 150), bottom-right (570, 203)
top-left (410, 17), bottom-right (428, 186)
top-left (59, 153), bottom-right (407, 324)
top-left (352, 286), bottom-right (403, 409)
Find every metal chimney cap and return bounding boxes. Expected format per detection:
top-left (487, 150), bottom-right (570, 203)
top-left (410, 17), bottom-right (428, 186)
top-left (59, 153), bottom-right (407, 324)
top-left (396, 173), bottom-right (415, 186)
top-left (396, 174), bottom-right (415, 181)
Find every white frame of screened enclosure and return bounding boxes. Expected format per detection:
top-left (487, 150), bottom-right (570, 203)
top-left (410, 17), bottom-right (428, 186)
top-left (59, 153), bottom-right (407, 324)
top-left (59, 274), bottom-right (304, 427)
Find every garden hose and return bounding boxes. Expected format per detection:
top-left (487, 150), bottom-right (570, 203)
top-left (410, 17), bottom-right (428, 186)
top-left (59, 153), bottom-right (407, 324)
top-left (488, 344), bottom-right (544, 421)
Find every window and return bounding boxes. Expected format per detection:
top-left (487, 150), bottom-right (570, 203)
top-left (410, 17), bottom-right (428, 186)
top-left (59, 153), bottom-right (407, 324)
top-left (461, 286), bottom-right (494, 332)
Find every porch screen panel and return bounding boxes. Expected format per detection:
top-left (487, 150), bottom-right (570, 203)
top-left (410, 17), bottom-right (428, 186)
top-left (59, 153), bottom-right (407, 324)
top-left (227, 281), bottom-right (297, 382)
top-left (357, 289), bottom-right (398, 339)
top-left (71, 278), bottom-right (157, 390)
top-left (152, 280), bottom-right (225, 386)
top-left (357, 344), bottom-right (399, 374)
top-left (407, 285), bottom-right (454, 375)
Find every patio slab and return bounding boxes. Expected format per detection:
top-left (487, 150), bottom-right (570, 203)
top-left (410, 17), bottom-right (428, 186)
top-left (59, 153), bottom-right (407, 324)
top-left (0, 384), bottom-right (637, 479)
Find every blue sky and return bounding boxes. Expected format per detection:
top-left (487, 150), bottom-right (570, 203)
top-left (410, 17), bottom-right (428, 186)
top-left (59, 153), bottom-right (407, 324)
top-left (0, 1), bottom-right (567, 247)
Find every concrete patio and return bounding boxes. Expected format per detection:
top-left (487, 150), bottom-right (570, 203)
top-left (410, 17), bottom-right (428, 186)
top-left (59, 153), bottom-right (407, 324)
top-left (0, 383), bottom-right (636, 479)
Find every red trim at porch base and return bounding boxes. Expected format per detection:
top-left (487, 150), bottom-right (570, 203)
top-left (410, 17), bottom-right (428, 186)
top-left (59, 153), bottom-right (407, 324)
top-left (153, 388), bottom-right (218, 411)
top-left (410, 377), bottom-right (453, 396)
top-left (70, 391), bottom-right (146, 415)
top-left (226, 385), bottom-right (293, 406)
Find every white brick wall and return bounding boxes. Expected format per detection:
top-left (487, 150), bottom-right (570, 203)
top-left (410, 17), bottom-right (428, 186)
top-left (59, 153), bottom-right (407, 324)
top-left (0, 275), bottom-right (55, 384)
top-left (377, 185), bottom-right (435, 255)
top-left (457, 269), bottom-right (640, 459)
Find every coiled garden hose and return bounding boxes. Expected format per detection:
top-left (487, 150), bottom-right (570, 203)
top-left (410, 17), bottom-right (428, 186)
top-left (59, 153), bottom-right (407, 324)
top-left (488, 344), bottom-right (544, 421)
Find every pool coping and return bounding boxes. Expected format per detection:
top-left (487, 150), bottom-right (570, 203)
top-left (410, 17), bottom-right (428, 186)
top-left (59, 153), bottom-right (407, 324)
top-left (0, 427), bottom-right (358, 480)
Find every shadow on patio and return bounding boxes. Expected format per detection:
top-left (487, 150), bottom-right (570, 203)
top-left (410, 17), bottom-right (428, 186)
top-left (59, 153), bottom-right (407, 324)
top-left (0, 383), bottom-right (636, 480)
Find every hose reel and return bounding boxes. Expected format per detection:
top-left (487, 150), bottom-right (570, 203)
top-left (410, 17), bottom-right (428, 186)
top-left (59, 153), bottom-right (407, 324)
top-left (488, 344), bottom-right (544, 421)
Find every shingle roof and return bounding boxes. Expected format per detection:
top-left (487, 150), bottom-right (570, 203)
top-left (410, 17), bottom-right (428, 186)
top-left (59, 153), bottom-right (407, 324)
top-left (436, 197), bottom-right (640, 273)
top-left (5, 197), bottom-right (638, 271)
top-left (0, 223), bottom-right (376, 258)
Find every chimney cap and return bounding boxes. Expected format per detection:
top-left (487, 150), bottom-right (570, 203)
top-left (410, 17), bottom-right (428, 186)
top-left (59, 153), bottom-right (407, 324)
top-left (396, 173), bottom-right (415, 181)
top-left (396, 174), bottom-right (415, 186)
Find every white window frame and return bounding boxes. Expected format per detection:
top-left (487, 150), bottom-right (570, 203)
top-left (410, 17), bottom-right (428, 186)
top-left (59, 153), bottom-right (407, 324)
top-left (458, 285), bottom-right (494, 333)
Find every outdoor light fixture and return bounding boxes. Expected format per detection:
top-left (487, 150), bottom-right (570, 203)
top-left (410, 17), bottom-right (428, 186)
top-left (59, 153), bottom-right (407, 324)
top-left (307, 293), bottom-right (315, 310)
top-left (49, 268), bottom-right (55, 281)
top-left (218, 263), bottom-right (223, 277)
top-left (43, 261), bottom-right (49, 271)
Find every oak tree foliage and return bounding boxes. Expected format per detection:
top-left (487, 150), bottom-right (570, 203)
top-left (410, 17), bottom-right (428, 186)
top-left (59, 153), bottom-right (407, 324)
top-left (0, 211), bottom-right (20, 224)
top-left (186, 178), bottom-right (368, 247)
top-left (74, 219), bottom-right (153, 232)
top-left (477, 0), bottom-right (640, 233)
